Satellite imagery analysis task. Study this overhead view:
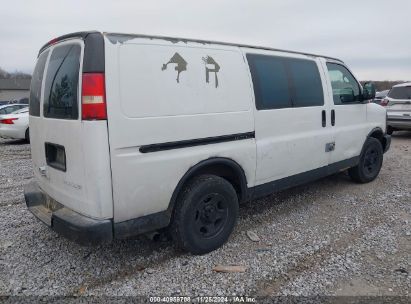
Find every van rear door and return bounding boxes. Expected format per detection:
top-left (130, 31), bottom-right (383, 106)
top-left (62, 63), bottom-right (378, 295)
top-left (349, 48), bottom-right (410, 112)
top-left (29, 34), bottom-right (113, 219)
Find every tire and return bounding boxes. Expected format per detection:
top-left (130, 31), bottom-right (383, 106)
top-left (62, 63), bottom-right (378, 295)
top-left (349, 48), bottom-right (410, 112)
top-left (25, 128), bottom-right (30, 143)
top-left (387, 126), bottom-right (394, 135)
top-left (170, 174), bottom-right (239, 255)
top-left (348, 137), bottom-right (383, 183)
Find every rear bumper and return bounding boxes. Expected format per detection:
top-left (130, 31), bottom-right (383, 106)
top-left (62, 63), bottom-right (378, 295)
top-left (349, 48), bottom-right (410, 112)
top-left (383, 134), bottom-right (391, 154)
top-left (387, 117), bottom-right (411, 129)
top-left (24, 180), bottom-right (113, 246)
top-left (0, 127), bottom-right (25, 139)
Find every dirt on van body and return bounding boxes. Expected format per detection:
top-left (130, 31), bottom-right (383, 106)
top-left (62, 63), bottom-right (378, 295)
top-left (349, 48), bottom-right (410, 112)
top-left (0, 133), bottom-right (410, 299)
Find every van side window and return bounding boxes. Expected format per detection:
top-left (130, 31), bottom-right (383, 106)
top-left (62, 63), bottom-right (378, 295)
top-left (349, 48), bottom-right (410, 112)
top-left (326, 63), bottom-right (361, 105)
top-left (288, 59), bottom-right (324, 107)
top-left (43, 44), bottom-right (81, 120)
top-left (247, 54), bottom-right (291, 110)
top-left (29, 50), bottom-right (49, 117)
top-left (247, 54), bottom-right (324, 110)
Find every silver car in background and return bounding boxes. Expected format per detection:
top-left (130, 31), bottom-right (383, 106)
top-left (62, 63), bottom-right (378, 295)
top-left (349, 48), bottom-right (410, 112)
top-left (382, 82), bottom-right (411, 134)
top-left (373, 90), bottom-right (389, 105)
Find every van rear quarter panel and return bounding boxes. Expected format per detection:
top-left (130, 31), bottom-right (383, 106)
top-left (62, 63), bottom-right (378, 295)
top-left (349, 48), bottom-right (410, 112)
top-left (104, 37), bottom-right (256, 223)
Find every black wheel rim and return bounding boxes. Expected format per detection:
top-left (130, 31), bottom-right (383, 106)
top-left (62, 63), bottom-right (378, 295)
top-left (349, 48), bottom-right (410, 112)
top-left (363, 147), bottom-right (379, 176)
top-left (193, 193), bottom-right (228, 239)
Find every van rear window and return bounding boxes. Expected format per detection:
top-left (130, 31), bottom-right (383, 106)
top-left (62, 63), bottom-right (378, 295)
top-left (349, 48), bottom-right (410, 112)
top-left (43, 44), bottom-right (81, 119)
top-left (29, 50), bottom-right (49, 116)
top-left (388, 87), bottom-right (411, 100)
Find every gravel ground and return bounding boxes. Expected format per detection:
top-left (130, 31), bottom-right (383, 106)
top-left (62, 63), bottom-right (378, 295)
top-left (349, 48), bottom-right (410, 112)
top-left (0, 133), bottom-right (410, 298)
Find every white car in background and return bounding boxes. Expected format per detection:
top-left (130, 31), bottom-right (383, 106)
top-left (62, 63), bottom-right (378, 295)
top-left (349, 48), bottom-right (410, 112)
top-left (0, 108), bottom-right (30, 142)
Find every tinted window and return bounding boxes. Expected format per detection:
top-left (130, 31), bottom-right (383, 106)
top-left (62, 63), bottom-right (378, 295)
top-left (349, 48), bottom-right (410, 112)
top-left (43, 44), bottom-right (81, 119)
top-left (388, 86), bottom-right (411, 99)
top-left (247, 54), bottom-right (291, 110)
top-left (0, 105), bottom-right (23, 114)
top-left (29, 50), bottom-right (49, 116)
top-left (248, 54), bottom-right (324, 109)
top-left (288, 59), bottom-right (324, 107)
top-left (326, 63), bottom-right (361, 105)
top-left (6, 106), bottom-right (19, 114)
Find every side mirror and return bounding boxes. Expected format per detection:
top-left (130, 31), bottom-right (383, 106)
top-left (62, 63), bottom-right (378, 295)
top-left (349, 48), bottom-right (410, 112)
top-left (362, 82), bottom-right (376, 101)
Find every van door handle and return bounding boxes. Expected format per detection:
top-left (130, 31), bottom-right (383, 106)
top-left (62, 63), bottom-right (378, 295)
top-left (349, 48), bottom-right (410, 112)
top-left (331, 109), bottom-right (335, 126)
top-left (322, 110), bottom-right (326, 127)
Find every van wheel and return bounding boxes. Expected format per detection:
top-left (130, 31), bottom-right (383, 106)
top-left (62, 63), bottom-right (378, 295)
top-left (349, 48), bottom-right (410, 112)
top-left (348, 137), bottom-right (383, 183)
top-left (170, 175), bottom-right (239, 255)
top-left (386, 126), bottom-right (394, 135)
top-left (25, 128), bottom-right (30, 143)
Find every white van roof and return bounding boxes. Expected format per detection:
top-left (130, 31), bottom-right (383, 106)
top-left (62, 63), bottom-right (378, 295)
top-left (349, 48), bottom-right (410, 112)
top-left (104, 32), bottom-right (344, 63)
top-left (37, 31), bottom-right (344, 63)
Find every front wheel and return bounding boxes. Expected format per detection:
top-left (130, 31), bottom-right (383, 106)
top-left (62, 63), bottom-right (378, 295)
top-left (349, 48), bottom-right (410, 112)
top-left (348, 137), bottom-right (383, 183)
top-left (170, 175), bottom-right (239, 255)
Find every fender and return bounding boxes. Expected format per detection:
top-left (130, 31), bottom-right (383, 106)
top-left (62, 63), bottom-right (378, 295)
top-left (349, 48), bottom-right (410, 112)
top-left (366, 127), bottom-right (383, 139)
top-left (366, 127), bottom-right (390, 153)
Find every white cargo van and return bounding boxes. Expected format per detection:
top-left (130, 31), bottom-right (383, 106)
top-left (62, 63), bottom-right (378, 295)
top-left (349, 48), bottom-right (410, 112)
top-left (25, 31), bottom-right (391, 254)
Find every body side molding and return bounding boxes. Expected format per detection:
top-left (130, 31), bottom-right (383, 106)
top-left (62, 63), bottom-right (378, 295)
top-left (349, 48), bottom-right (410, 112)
top-left (139, 132), bottom-right (255, 153)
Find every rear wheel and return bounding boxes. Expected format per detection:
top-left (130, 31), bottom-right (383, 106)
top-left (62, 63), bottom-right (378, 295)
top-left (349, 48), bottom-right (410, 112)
top-left (170, 175), bottom-right (239, 255)
top-left (348, 137), bottom-right (383, 183)
top-left (25, 128), bottom-right (30, 143)
top-left (387, 126), bottom-right (394, 135)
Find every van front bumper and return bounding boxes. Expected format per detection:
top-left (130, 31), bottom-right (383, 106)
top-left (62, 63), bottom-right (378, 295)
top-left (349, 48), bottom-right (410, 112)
top-left (24, 180), bottom-right (113, 246)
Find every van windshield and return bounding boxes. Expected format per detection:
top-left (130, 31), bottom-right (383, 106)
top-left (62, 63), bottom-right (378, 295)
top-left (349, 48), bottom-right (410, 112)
top-left (388, 86), bottom-right (411, 100)
top-left (43, 44), bottom-right (81, 119)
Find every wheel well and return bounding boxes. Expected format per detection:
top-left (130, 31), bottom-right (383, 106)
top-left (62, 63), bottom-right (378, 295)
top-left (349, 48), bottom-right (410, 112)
top-left (368, 128), bottom-right (386, 150)
top-left (188, 163), bottom-right (244, 199)
top-left (168, 158), bottom-right (248, 215)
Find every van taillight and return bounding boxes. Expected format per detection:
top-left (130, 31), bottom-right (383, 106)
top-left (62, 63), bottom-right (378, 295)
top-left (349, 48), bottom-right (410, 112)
top-left (81, 73), bottom-right (107, 120)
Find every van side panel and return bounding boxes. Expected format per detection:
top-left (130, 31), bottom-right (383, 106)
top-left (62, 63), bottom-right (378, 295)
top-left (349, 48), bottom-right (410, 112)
top-left (104, 38), bottom-right (256, 223)
top-left (243, 49), bottom-right (334, 185)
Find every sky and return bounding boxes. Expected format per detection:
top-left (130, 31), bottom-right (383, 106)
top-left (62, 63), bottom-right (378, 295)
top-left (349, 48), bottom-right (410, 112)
top-left (0, 0), bottom-right (410, 81)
